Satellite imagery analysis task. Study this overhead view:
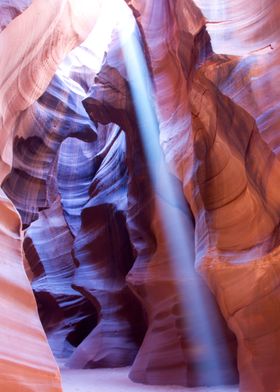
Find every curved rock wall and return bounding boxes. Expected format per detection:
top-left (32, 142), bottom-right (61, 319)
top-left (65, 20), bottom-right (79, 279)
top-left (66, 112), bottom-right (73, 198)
top-left (1, 1), bottom-right (280, 391)
top-left (0, 1), bottom-right (104, 390)
top-left (131, 1), bottom-right (280, 391)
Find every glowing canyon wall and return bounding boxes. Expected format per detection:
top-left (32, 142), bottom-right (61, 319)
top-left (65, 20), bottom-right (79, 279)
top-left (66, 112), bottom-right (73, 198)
top-left (0, 1), bottom-right (279, 391)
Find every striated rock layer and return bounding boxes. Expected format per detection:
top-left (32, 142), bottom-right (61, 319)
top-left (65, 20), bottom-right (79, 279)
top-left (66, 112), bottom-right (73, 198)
top-left (82, 9), bottom-right (238, 385)
top-left (130, 1), bottom-right (280, 391)
top-left (1, 1), bottom-right (280, 392)
top-left (0, 0), bottom-right (104, 390)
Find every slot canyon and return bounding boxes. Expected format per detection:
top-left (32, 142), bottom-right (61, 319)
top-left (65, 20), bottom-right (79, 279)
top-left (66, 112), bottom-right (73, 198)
top-left (0, 1), bottom-right (279, 391)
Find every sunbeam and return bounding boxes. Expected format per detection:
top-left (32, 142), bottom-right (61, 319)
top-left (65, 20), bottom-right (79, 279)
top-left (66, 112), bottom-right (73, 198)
top-left (116, 2), bottom-right (233, 386)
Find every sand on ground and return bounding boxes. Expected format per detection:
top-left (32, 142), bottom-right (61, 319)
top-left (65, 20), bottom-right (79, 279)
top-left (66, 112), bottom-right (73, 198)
top-left (61, 368), bottom-right (239, 392)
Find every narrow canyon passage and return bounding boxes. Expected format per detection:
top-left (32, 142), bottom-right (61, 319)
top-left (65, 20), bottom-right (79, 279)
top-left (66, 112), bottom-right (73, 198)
top-left (0, 1), bottom-right (279, 391)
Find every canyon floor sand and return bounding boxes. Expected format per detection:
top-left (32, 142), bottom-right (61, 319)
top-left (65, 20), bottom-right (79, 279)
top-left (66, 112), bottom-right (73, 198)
top-left (61, 368), bottom-right (239, 392)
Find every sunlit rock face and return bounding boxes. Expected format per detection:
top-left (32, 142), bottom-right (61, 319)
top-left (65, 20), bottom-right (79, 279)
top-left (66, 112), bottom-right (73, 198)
top-left (0, 0), bottom-right (31, 32)
top-left (0, 0), bottom-right (103, 390)
top-left (1, 0), bottom-right (280, 391)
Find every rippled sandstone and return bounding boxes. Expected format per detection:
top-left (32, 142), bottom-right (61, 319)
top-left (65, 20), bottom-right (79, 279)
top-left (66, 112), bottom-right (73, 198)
top-left (1, 1), bottom-right (280, 392)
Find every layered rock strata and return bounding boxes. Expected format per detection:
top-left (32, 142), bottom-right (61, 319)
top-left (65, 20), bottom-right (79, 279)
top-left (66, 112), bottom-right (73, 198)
top-left (0, 1), bottom-right (104, 390)
top-left (1, 1), bottom-right (280, 392)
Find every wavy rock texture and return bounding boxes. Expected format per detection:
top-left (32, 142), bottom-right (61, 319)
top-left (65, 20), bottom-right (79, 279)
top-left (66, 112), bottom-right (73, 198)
top-left (67, 122), bottom-right (147, 369)
top-left (0, 189), bottom-right (62, 392)
top-left (1, 1), bottom-right (280, 392)
top-left (82, 7), bottom-right (237, 386)
top-left (0, 0), bottom-right (104, 390)
top-left (0, 0), bottom-right (31, 32)
top-left (5, 13), bottom-right (147, 375)
top-left (3, 72), bottom-right (96, 226)
top-left (23, 196), bottom-right (100, 366)
top-left (127, 1), bottom-right (280, 391)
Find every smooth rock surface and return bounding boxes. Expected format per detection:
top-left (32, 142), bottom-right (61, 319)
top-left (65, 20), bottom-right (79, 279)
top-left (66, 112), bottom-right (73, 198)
top-left (1, 0), bottom-right (280, 391)
top-left (0, 1), bottom-right (104, 390)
